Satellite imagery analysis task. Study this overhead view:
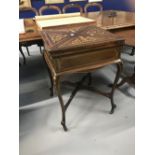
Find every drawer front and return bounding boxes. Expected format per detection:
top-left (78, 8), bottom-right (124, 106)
top-left (53, 46), bottom-right (122, 73)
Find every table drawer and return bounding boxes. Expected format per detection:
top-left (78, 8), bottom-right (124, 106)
top-left (53, 46), bottom-right (122, 73)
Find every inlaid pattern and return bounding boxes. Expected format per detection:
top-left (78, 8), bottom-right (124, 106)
top-left (41, 25), bottom-right (123, 52)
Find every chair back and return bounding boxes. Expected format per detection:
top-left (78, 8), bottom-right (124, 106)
top-left (39, 5), bottom-right (62, 15)
top-left (19, 7), bottom-right (38, 18)
top-left (84, 3), bottom-right (103, 13)
top-left (63, 4), bottom-right (83, 14)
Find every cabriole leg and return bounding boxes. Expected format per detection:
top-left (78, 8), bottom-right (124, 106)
top-left (110, 62), bottom-right (123, 114)
top-left (26, 46), bottom-right (30, 56)
top-left (54, 76), bottom-right (68, 131)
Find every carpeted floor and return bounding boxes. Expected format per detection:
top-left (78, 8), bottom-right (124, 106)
top-left (19, 45), bottom-right (135, 155)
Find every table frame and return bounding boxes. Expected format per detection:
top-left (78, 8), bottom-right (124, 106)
top-left (44, 49), bottom-right (123, 131)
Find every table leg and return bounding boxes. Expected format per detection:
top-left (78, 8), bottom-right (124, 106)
top-left (19, 46), bottom-right (26, 65)
top-left (39, 46), bottom-right (43, 54)
top-left (130, 47), bottom-right (135, 56)
top-left (109, 62), bottom-right (123, 114)
top-left (46, 67), bottom-right (54, 97)
top-left (42, 54), bottom-right (53, 96)
top-left (54, 76), bottom-right (68, 131)
top-left (26, 46), bottom-right (30, 56)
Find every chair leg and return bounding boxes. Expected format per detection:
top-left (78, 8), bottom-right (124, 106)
top-left (26, 46), bottom-right (30, 56)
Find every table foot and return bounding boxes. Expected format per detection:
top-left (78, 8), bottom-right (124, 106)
top-left (109, 104), bottom-right (116, 114)
top-left (61, 121), bottom-right (68, 131)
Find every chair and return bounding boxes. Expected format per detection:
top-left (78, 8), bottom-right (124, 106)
top-left (39, 5), bottom-right (62, 15)
top-left (62, 4), bottom-right (83, 14)
top-left (19, 7), bottom-right (41, 57)
top-left (84, 2), bottom-right (103, 13)
top-left (19, 7), bottom-right (39, 18)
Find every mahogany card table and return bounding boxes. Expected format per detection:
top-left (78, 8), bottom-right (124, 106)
top-left (41, 25), bottom-right (124, 131)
